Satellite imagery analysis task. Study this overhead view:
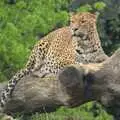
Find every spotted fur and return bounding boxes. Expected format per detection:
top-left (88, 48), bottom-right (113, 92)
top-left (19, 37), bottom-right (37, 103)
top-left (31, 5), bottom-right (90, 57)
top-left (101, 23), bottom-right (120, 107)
top-left (70, 12), bottom-right (108, 63)
top-left (0, 12), bottom-right (108, 111)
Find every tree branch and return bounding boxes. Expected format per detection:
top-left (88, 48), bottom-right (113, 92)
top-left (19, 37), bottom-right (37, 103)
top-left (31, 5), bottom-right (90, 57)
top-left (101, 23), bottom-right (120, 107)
top-left (1, 49), bottom-right (120, 119)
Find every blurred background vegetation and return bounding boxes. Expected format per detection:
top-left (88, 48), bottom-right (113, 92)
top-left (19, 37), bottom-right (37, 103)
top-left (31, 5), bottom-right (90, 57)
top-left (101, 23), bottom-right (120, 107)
top-left (0, 0), bottom-right (120, 119)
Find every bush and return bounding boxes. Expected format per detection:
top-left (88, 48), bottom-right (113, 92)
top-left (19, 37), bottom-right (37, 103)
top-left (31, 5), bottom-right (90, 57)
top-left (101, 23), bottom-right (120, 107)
top-left (0, 0), bottom-right (71, 81)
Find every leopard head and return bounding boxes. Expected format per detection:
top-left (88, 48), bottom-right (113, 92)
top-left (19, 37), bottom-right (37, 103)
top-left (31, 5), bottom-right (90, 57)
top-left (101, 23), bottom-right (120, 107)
top-left (69, 12), bottom-right (101, 54)
top-left (70, 12), bottom-right (97, 38)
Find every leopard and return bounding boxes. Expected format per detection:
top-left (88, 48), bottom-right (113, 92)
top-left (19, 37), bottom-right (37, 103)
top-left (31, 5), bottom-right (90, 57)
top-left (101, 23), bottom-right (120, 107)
top-left (0, 12), bottom-right (108, 112)
top-left (70, 12), bottom-right (108, 63)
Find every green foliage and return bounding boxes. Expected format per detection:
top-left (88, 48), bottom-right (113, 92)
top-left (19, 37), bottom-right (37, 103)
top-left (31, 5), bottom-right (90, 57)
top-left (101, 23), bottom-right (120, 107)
top-left (77, 1), bottom-right (106, 12)
top-left (93, 2), bottom-right (106, 11)
top-left (16, 102), bottom-right (113, 120)
top-left (77, 4), bottom-right (93, 12)
top-left (0, 0), bottom-right (70, 81)
top-left (103, 14), bottom-right (120, 55)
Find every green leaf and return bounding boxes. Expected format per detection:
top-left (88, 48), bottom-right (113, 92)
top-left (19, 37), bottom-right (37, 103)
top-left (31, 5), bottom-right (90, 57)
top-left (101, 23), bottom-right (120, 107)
top-left (77, 4), bottom-right (93, 12)
top-left (93, 2), bottom-right (106, 11)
